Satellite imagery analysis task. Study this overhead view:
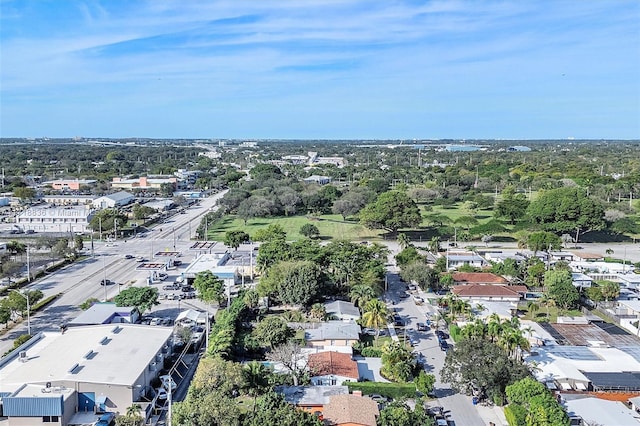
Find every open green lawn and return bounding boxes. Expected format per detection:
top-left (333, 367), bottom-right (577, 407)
top-left (207, 214), bottom-right (384, 242)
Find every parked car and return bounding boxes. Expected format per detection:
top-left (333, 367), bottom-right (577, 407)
top-left (173, 260), bottom-right (183, 266)
top-left (181, 285), bottom-right (194, 292)
top-left (417, 322), bottom-right (429, 331)
top-left (159, 374), bottom-right (177, 391)
top-left (399, 292), bottom-right (409, 299)
top-left (436, 330), bottom-right (449, 340)
top-left (369, 394), bottom-right (390, 403)
top-left (95, 412), bottom-right (116, 426)
top-left (157, 273), bottom-right (168, 281)
top-left (149, 317), bottom-right (163, 326)
top-left (413, 296), bottom-right (425, 304)
top-left (439, 340), bottom-right (449, 351)
top-left (156, 388), bottom-right (168, 400)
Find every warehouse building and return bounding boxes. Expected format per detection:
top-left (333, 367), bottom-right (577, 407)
top-left (16, 206), bottom-right (95, 234)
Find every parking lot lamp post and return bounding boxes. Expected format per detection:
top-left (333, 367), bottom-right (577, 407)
top-left (11, 290), bottom-right (30, 335)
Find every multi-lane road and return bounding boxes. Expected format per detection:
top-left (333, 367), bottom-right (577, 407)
top-left (0, 191), bottom-right (227, 356)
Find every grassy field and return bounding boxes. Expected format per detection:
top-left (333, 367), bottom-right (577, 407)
top-left (207, 214), bottom-right (384, 242)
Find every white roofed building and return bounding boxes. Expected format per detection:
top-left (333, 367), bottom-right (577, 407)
top-left (16, 205), bottom-right (95, 233)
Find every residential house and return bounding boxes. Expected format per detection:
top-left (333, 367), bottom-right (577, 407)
top-left (451, 272), bottom-right (509, 286)
top-left (322, 394), bottom-right (379, 426)
top-left (308, 351), bottom-right (359, 386)
top-left (451, 284), bottom-right (527, 302)
top-left (446, 252), bottom-right (488, 270)
top-left (571, 252), bottom-right (605, 262)
top-left (562, 395), bottom-right (640, 426)
top-left (324, 301), bottom-right (360, 322)
top-left (277, 385), bottom-right (349, 416)
top-left (305, 322), bottom-right (361, 354)
top-left (571, 273), bottom-right (593, 290)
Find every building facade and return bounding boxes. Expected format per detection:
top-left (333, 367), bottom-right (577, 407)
top-left (16, 206), bottom-right (95, 233)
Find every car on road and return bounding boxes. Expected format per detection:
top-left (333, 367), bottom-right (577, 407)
top-left (417, 322), bottom-right (429, 331)
top-left (135, 256), bottom-right (146, 262)
top-left (124, 254), bottom-right (134, 259)
top-left (99, 279), bottom-right (113, 286)
top-left (163, 284), bottom-right (180, 291)
top-left (398, 292), bottom-right (409, 299)
top-left (409, 336), bottom-right (419, 346)
top-left (436, 330), bottom-right (449, 340)
top-left (413, 296), bottom-right (425, 304)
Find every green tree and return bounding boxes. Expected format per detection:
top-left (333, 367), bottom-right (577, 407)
top-left (13, 186), bottom-right (36, 202)
top-left (0, 299), bottom-right (11, 328)
top-left (495, 186), bottom-right (530, 224)
top-left (299, 223), bottom-right (320, 239)
top-left (380, 341), bottom-right (414, 382)
top-left (361, 299), bottom-right (390, 340)
top-left (415, 370), bottom-right (436, 395)
top-left (79, 298), bottom-right (100, 310)
top-left (395, 246), bottom-right (422, 267)
top-left (526, 231), bottom-right (562, 255)
top-left (193, 270), bottom-right (226, 305)
top-left (350, 284), bottom-right (377, 309)
top-left (440, 338), bottom-right (530, 401)
top-left (113, 287), bottom-right (158, 313)
top-left (359, 190), bottom-right (422, 234)
top-left (400, 262), bottom-right (440, 291)
top-left (378, 400), bottom-right (435, 426)
top-left (505, 377), bottom-right (570, 426)
top-left (224, 230), bottom-right (250, 250)
top-left (526, 187), bottom-right (605, 243)
top-left (242, 361), bottom-right (270, 413)
top-left (253, 224), bottom-right (287, 242)
top-left (599, 280), bottom-right (620, 302)
top-left (253, 316), bottom-right (293, 349)
top-left (397, 233), bottom-right (411, 249)
top-left (245, 391), bottom-right (323, 426)
top-left (132, 204), bottom-right (156, 221)
top-left (544, 269), bottom-right (579, 310)
top-left (277, 261), bottom-right (325, 307)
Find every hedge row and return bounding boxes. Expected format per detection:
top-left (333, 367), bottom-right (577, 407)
top-left (345, 381), bottom-right (416, 400)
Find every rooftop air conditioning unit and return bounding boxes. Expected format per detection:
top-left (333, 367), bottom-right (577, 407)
top-left (19, 351), bottom-right (28, 362)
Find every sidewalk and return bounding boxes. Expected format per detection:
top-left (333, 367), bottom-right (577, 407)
top-left (475, 402), bottom-right (508, 426)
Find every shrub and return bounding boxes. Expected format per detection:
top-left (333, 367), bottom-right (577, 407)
top-left (345, 382), bottom-right (416, 400)
top-left (361, 346), bottom-right (383, 357)
top-left (504, 404), bottom-right (526, 426)
top-left (449, 324), bottom-right (462, 342)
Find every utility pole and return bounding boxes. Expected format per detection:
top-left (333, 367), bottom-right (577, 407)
top-left (26, 246), bottom-right (30, 282)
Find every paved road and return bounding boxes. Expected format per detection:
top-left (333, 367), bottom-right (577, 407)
top-left (0, 191), bottom-right (227, 356)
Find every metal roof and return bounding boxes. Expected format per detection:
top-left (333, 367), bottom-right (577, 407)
top-left (582, 372), bottom-right (640, 391)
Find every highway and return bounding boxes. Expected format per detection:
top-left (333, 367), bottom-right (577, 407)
top-left (0, 190), bottom-right (228, 356)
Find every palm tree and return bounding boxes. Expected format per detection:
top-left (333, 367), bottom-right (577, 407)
top-left (605, 248), bottom-right (614, 258)
top-left (527, 301), bottom-right (540, 320)
top-left (361, 299), bottom-right (390, 341)
top-left (428, 236), bottom-right (441, 254)
top-left (474, 303), bottom-right (486, 318)
top-left (242, 361), bottom-right (269, 412)
top-left (397, 233), bottom-right (411, 250)
top-left (309, 303), bottom-right (327, 322)
top-left (126, 404), bottom-right (142, 417)
top-left (350, 284), bottom-right (376, 310)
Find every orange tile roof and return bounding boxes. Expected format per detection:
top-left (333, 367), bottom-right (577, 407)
top-left (452, 284), bottom-right (527, 298)
top-left (323, 394), bottom-right (379, 426)
top-left (452, 272), bottom-right (509, 284)
top-left (309, 351), bottom-right (359, 380)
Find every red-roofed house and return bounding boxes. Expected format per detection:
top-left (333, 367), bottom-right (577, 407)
top-left (309, 351), bottom-right (359, 386)
top-left (452, 284), bottom-right (528, 302)
top-left (451, 272), bottom-right (509, 285)
top-left (322, 394), bottom-right (380, 426)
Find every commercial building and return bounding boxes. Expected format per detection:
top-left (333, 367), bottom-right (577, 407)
top-left (16, 206), bottom-right (95, 233)
top-left (43, 179), bottom-right (97, 191)
top-left (0, 324), bottom-right (174, 425)
top-left (92, 191), bottom-right (135, 209)
top-left (111, 176), bottom-right (177, 191)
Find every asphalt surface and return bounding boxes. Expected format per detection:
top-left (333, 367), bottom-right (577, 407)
top-left (0, 190), bottom-right (227, 356)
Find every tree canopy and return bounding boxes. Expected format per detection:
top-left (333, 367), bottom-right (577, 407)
top-left (359, 190), bottom-right (422, 233)
top-left (527, 187), bottom-right (605, 242)
top-left (113, 287), bottom-right (158, 312)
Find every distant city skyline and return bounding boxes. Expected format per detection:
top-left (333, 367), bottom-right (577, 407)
top-left (1, 1), bottom-right (639, 140)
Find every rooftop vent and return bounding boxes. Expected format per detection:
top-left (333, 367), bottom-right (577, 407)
top-left (68, 363), bottom-right (80, 374)
top-left (99, 336), bottom-right (111, 345)
top-left (111, 326), bottom-right (122, 334)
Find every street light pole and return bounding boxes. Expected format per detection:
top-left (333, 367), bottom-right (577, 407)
top-left (173, 227), bottom-right (176, 250)
top-left (11, 290), bottom-right (30, 336)
top-left (103, 256), bottom-right (108, 301)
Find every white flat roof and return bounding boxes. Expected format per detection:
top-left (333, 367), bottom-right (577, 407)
top-left (0, 324), bottom-right (172, 393)
top-left (563, 396), bottom-right (640, 426)
top-left (526, 346), bottom-right (640, 385)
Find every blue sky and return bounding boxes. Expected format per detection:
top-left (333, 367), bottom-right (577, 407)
top-left (1, 0), bottom-right (639, 139)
